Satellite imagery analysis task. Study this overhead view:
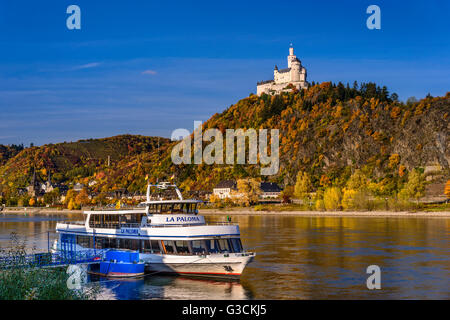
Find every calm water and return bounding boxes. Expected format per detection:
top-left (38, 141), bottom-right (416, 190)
top-left (0, 212), bottom-right (449, 299)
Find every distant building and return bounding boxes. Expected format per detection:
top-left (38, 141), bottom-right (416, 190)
top-left (41, 172), bottom-right (57, 193)
top-left (27, 170), bottom-right (43, 197)
top-left (259, 182), bottom-right (282, 199)
top-left (73, 183), bottom-right (85, 192)
top-left (213, 180), bottom-right (238, 199)
top-left (257, 45), bottom-right (308, 95)
top-left (88, 180), bottom-right (98, 187)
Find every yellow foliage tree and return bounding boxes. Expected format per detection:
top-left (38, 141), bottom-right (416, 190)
top-left (444, 180), bottom-right (450, 199)
top-left (323, 187), bottom-right (342, 211)
top-left (294, 171), bottom-right (312, 202)
top-left (28, 198), bottom-right (36, 207)
top-left (67, 199), bottom-right (75, 210)
top-left (236, 178), bottom-right (261, 207)
top-left (75, 188), bottom-right (90, 207)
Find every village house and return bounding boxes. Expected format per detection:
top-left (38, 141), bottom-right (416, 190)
top-left (213, 180), bottom-right (238, 199)
top-left (259, 182), bottom-right (282, 199)
top-left (73, 183), bottom-right (85, 192)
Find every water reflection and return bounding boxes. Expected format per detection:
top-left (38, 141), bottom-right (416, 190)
top-left (93, 276), bottom-right (251, 300)
top-left (0, 212), bottom-right (448, 299)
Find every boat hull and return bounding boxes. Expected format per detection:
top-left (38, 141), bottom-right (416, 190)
top-left (142, 253), bottom-right (255, 279)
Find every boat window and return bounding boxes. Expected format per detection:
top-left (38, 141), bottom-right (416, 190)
top-left (143, 239), bottom-right (161, 254)
top-left (89, 214), bottom-right (121, 228)
top-left (205, 239), bottom-right (220, 253)
top-left (76, 235), bottom-right (92, 248)
top-left (217, 239), bottom-right (230, 253)
top-left (162, 240), bottom-right (176, 254)
top-left (190, 240), bottom-right (207, 254)
top-left (102, 237), bottom-right (118, 249)
top-left (229, 238), bottom-right (243, 253)
top-left (171, 204), bottom-right (183, 213)
top-left (174, 241), bottom-right (190, 254)
top-left (116, 238), bottom-right (139, 251)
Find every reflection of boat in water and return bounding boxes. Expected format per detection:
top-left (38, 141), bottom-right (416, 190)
top-left (54, 182), bottom-right (255, 279)
top-left (158, 276), bottom-right (249, 300)
top-left (92, 275), bottom-right (250, 300)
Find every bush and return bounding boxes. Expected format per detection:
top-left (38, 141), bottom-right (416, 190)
top-left (315, 199), bottom-right (325, 211)
top-left (342, 188), bottom-right (371, 211)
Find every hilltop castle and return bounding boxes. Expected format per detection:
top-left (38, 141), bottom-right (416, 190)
top-left (257, 46), bottom-right (308, 95)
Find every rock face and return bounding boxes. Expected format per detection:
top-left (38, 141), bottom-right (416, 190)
top-left (202, 82), bottom-right (449, 188)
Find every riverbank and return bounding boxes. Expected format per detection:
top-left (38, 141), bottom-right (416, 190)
top-left (200, 208), bottom-right (450, 217)
top-left (1, 208), bottom-right (82, 215)
top-left (1, 207), bottom-right (449, 217)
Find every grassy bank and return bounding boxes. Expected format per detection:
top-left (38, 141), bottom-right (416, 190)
top-left (0, 235), bottom-right (98, 300)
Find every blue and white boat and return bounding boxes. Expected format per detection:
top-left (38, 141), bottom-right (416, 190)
top-left (53, 182), bottom-right (255, 279)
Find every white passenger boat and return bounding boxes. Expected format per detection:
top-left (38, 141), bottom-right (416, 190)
top-left (54, 182), bottom-right (255, 279)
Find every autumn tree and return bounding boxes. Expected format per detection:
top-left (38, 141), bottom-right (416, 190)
top-left (294, 171), bottom-right (312, 204)
top-left (323, 187), bottom-right (342, 211)
top-left (280, 185), bottom-right (294, 204)
top-left (75, 188), bottom-right (90, 207)
top-left (43, 188), bottom-right (60, 206)
top-left (236, 178), bottom-right (261, 206)
top-left (28, 198), bottom-right (36, 207)
top-left (64, 189), bottom-right (76, 207)
top-left (342, 170), bottom-right (370, 210)
top-left (398, 169), bottom-right (426, 204)
top-left (445, 180), bottom-right (450, 199)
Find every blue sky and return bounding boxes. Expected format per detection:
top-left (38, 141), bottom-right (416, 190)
top-left (0, 0), bottom-right (449, 145)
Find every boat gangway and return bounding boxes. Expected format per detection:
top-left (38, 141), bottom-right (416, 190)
top-left (0, 249), bottom-right (102, 270)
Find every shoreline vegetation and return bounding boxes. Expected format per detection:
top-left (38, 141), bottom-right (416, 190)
top-left (1, 206), bottom-right (449, 217)
top-left (0, 234), bottom-right (99, 300)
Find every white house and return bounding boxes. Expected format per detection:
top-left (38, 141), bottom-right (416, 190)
top-left (213, 180), bottom-right (238, 199)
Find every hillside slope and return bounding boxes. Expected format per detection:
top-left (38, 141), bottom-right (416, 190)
top-left (0, 135), bottom-right (169, 193)
top-left (0, 82), bottom-right (448, 198)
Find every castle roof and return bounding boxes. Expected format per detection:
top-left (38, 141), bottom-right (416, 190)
top-left (278, 68), bottom-right (291, 73)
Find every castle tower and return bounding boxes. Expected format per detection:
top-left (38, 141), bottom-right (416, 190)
top-left (287, 45), bottom-right (297, 68)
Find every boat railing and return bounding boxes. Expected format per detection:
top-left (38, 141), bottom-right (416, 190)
top-left (145, 221), bottom-right (237, 228)
top-left (61, 221), bottom-right (236, 229)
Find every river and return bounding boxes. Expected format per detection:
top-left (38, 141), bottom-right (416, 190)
top-left (0, 212), bottom-right (448, 299)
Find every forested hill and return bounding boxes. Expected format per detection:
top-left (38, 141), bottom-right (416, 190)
top-left (0, 144), bottom-right (24, 166)
top-left (199, 82), bottom-right (449, 189)
top-left (0, 135), bottom-right (170, 193)
top-left (0, 82), bottom-right (448, 199)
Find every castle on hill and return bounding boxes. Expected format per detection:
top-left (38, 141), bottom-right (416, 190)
top-left (257, 46), bottom-right (309, 95)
